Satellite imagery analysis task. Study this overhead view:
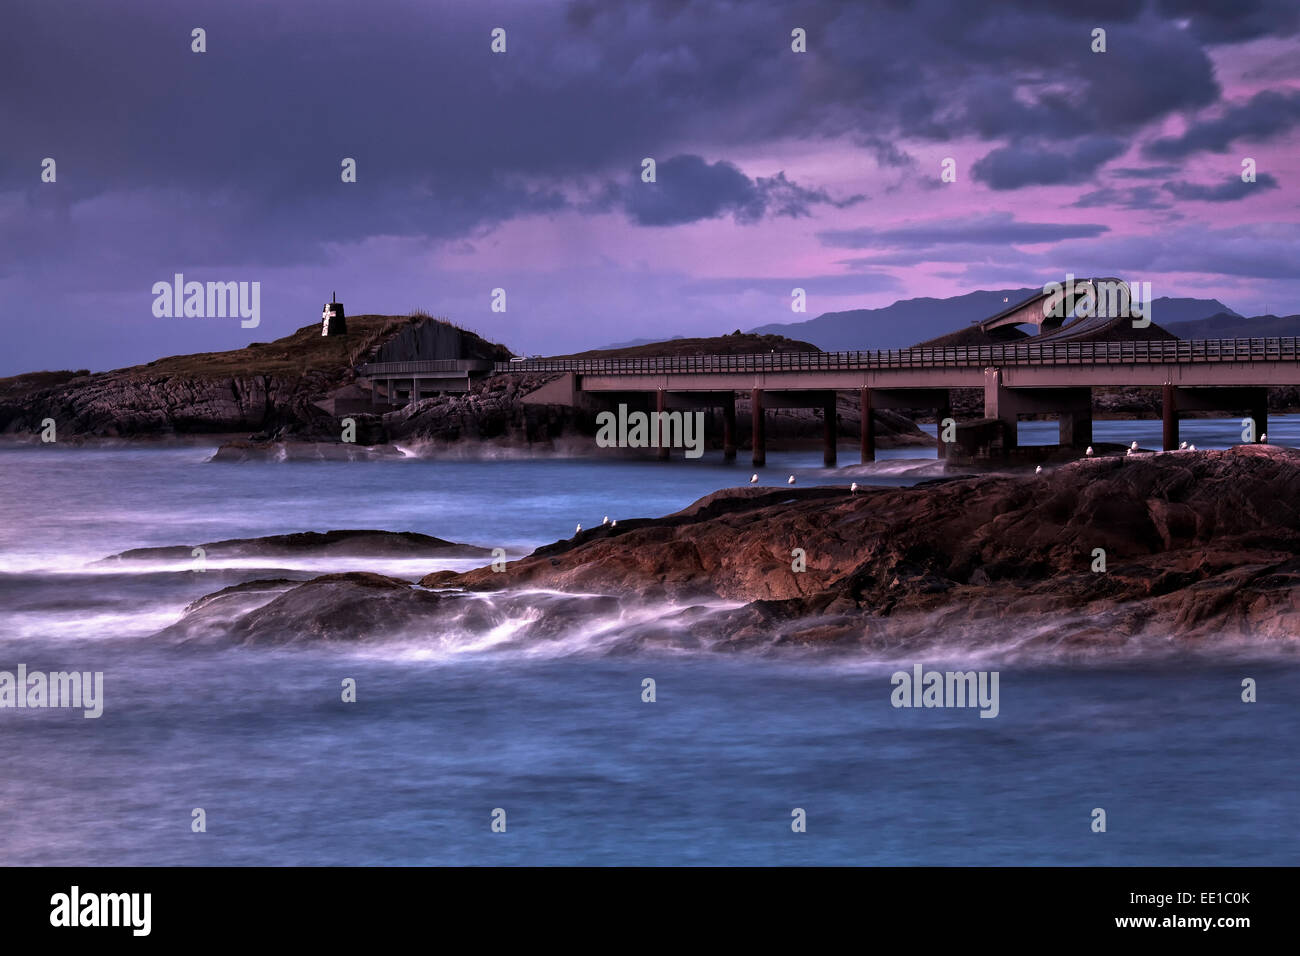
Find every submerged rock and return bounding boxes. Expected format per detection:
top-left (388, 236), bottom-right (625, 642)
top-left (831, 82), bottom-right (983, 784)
top-left (102, 529), bottom-right (492, 563)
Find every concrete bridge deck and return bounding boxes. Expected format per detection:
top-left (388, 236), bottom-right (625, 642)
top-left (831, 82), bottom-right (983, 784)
top-left (496, 337), bottom-right (1300, 466)
top-left (495, 337), bottom-right (1300, 381)
top-left (357, 358), bottom-right (495, 403)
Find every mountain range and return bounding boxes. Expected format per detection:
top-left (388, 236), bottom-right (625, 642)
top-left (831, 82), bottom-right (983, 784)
top-left (745, 287), bottom-right (1246, 350)
top-left (1160, 312), bottom-right (1300, 340)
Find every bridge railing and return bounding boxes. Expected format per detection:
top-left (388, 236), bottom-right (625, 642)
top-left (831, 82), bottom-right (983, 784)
top-left (359, 359), bottom-right (496, 375)
top-left (492, 337), bottom-right (1300, 374)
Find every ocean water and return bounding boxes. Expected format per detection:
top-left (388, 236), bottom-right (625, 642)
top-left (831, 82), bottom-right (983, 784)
top-left (1, 418), bottom-right (1297, 865)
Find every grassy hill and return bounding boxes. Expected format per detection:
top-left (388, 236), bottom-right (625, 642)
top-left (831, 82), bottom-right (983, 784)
top-left (551, 331), bottom-right (819, 360)
top-left (0, 313), bottom-right (514, 394)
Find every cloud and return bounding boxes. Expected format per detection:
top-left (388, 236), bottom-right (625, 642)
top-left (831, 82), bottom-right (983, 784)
top-left (604, 155), bottom-right (862, 226)
top-left (678, 273), bottom-right (902, 297)
top-left (1154, 0), bottom-right (1300, 44)
top-left (972, 137), bottom-right (1128, 190)
top-left (1111, 165), bottom-right (1182, 179)
top-left (1162, 174), bottom-right (1280, 201)
top-left (1144, 89), bottom-right (1300, 159)
top-left (1049, 222), bottom-right (1300, 280)
top-left (2, 0), bottom-right (1299, 373)
top-left (819, 213), bottom-right (1110, 250)
top-left (1072, 185), bottom-right (1173, 210)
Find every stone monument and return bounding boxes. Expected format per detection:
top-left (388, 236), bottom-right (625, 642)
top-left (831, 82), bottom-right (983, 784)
top-left (322, 293), bottom-right (347, 336)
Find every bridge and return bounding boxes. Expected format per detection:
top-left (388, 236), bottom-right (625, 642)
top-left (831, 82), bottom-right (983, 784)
top-left (492, 337), bottom-right (1300, 465)
top-left (356, 359), bottom-right (496, 404)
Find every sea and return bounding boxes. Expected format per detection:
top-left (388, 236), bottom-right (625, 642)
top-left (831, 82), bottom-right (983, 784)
top-left (1, 415), bottom-right (1296, 865)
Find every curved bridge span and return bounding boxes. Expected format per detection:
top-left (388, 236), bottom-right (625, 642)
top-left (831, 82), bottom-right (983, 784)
top-left (486, 337), bottom-right (1300, 466)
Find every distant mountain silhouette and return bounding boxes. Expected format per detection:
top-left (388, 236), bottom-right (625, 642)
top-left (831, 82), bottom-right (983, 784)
top-left (595, 334), bottom-right (688, 350)
top-left (748, 287), bottom-right (1239, 350)
top-left (1161, 312), bottom-right (1300, 339)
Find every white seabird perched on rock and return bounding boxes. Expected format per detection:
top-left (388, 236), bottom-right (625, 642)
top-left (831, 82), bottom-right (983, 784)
top-left (601, 516), bottom-right (609, 525)
top-left (1035, 465), bottom-right (1043, 474)
top-left (1261, 433), bottom-right (1268, 443)
top-left (1085, 446), bottom-right (1094, 457)
top-left (1179, 441), bottom-right (1187, 450)
top-left (1130, 441), bottom-right (1140, 452)
top-left (787, 475), bottom-right (796, 485)
top-left (750, 474), bottom-right (758, 484)
top-left (850, 482), bottom-right (859, 494)
top-left (575, 523), bottom-right (582, 534)
top-left (1189, 444), bottom-right (1197, 451)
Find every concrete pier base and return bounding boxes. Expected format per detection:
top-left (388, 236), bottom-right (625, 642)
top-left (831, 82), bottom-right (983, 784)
top-left (823, 395), bottom-right (838, 467)
top-left (1252, 400), bottom-right (1268, 444)
top-left (1060, 409), bottom-right (1094, 449)
top-left (656, 390), bottom-right (669, 460)
top-left (1162, 384), bottom-right (1179, 451)
top-left (751, 388), bottom-right (765, 467)
top-left (723, 395), bottom-right (737, 460)
top-left (859, 387), bottom-right (875, 464)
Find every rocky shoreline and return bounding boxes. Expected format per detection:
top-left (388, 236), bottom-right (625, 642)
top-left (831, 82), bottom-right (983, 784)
top-left (156, 445), bottom-right (1300, 657)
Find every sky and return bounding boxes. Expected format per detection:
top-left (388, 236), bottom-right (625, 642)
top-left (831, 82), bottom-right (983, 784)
top-left (2, 0), bottom-right (1299, 374)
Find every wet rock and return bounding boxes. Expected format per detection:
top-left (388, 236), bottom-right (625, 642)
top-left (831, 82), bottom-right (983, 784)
top-left (101, 529), bottom-right (491, 563)
top-left (162, 446), bottom-right (1300, 656)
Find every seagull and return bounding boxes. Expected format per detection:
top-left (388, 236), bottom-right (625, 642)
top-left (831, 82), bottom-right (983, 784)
top-left (1130, 441), bottom-right (1139, 452)
top-left (1126, 448), bottom-right (1135, 457)
top-left (787, 475), bottom-right (796, 485)
top-left (750, 474), bottom-right (758, 484)
top-left (850, 482), bottom-right (859, 494)
top-left (601, 516), bottom-right (609, 525)
top-left (1261, 433), bottom-right (1268, 443)
top-left (1035, 465), bottom-right (1043, 474)
top-left (1085, 446), bottom-right (1094, 457)
top-left (1189, 444), bottom-right (1197, 451)
top-left (1179, 441), bottom-right (1187, 450)
top-left (610, 520), bottom-right (617, 528)
top-left (575, 523), bottom-right (582, 534)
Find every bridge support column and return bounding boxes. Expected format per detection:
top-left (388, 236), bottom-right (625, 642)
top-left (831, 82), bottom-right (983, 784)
top-left (1060, 409), bottom-right (1093, 449)
top-left (656, 389), bottom-right (670, 460)
top-left (984, 368), bottom-right (1017, 449)
top-left (936, 402), bottom-right (951, 460)
top-left (723, 394), bottom-right (736, 460)
top-left (751, 388), bottom-right (766, 468)
top-left (1162, 384), bottom-right (1179, 452)
top-left (859, 388), bottom-right (875, 463)
top-left (823, 394), bottom-right (837, 467)
top-left (1251, 396), bottom-right (1268, 444)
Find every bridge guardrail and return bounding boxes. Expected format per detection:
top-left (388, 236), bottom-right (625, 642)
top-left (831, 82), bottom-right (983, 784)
top-left (492, 337), bottom-right (1300, 374)
top-left (359, 359), bottom-right (496, 375)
